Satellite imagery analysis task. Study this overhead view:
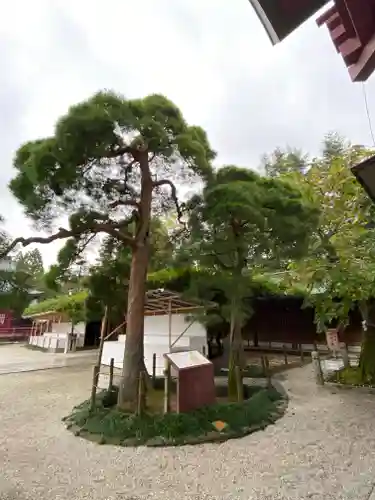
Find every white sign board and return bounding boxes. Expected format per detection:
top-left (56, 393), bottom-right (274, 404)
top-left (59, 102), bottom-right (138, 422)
top-left (98, 373), bottom-right (122, 390)
top-left (326, 329), bottom-right (339, 351)
top-left (165, 350), bottom-right (211, 370)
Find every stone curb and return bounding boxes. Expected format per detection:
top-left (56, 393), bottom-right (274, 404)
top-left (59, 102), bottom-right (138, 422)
top-left (323, 381), bottom-right (375, 394)
top-left (63, 396), bottom-right (289, 448)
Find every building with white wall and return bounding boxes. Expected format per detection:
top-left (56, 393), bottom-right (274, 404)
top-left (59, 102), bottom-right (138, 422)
top-left (101, 289), bottom-right (209, 378)
top-left (26, 310), bottom-right (87, 353)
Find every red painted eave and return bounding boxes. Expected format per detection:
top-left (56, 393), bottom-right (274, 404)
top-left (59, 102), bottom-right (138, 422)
top-left (316, 6), bottom-right (337, 26)
top-left (349, 33), bottom-right (375, 82)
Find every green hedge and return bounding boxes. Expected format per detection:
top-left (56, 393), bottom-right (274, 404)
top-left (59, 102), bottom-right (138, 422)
top-left (23, 267), bottom-right (308, 319)
top-left (24, 290), bottom-right (88, 319)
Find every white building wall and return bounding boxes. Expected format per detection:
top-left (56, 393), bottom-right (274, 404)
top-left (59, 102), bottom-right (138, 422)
top-left (28, 321), bottom-right (86, 350)
top-left (101, 314), bottom-right (207, 379)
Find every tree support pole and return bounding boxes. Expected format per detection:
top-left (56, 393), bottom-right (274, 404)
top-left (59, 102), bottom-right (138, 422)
top-left (90, 306), bottom-right (108, 411)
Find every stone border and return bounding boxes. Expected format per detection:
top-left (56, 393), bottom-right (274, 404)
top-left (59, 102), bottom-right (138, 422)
top-left (25, 344), bottom-right (65, 354)
top-left (324, 380), bottom-right (375, 394)
top-left (63, 396), bottom-right (288, 448)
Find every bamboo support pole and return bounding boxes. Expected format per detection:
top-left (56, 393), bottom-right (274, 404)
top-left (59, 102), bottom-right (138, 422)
top-left (90, 306), bottom-right (108, 411)
top-left (163, 359), bottom-right (171, 414)
top-left (108, 358), bottom-right (114, 391)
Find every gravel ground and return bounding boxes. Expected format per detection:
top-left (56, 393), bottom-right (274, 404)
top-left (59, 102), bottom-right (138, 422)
top-left (1, 363), bottom-right (375, 500)
top-left (0, 344), bottom-right (96, 374)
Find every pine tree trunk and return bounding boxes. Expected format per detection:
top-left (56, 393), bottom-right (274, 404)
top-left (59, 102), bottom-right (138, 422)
top-left (117, 243), bottom-right (149, 407)
top-left (117, 150), bottom-right (152, 408)
top-left (359, 301), bottom-right (375, 384)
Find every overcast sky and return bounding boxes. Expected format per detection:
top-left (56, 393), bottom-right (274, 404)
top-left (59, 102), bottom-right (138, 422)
top-left (1, 0), bottom-right (374, 269)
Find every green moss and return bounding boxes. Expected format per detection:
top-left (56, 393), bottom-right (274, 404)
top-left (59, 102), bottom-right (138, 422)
top-left (243, 364), bottom-right (266, 378)
top-left (334, 367), bottom-right (364, 386)
top-left (64, 387), bottom-right (286, 446)
top-left (359, 329), bottom-right (375, 384)
top-left (24, 290), bottom-right (88, 318)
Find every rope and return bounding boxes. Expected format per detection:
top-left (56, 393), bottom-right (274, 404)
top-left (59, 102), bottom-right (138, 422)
top-left (362, 82), bottom-right (375, 147)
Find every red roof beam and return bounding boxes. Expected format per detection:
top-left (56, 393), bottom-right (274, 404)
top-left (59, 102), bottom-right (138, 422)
top-left (343, 0), bottom-right (375, 45)
top-left (334, 0), bottom-right (356, 38)
top-left (330, 23), bottom-right (350, 51)
top-left (326, 12), bottom-right (343, 32)
top-left (339, 37), bottom-right (363, 66)
top-left (349, 32), bottom-right (375, 82)
top-left (316, 5), bottom-right (336, 26)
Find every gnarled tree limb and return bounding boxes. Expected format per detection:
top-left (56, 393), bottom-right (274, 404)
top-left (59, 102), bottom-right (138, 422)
top-left (0, 227), bottom-right (75, 259)
top-left (109, 199), bottom-right (140, 210)
top-left (152, 179), bottom-right (184, 223)
top-left (0, 221), bottom-right (136, 259)
top-left (107, 145), bottom-right (133, 158)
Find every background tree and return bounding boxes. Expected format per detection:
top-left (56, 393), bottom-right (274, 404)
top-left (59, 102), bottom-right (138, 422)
top-left (286, 141), bottom-right (375, 382)
top-left (3, 91), bottom-right (215, 406)
top-left (183, 165), bottom-right (318, 399)
top-left (15, 248), bottom-right (44, 277)
top-left (321, 131), bottom-right (350, 162)
top-left (261, 147), bottom-right (308, 177)
top-left (14, 248), bottom-right (45, 294)
top-left (262, 132), bottom-right (353, 180)
top-left (0, 222), bottom-right (45, 315)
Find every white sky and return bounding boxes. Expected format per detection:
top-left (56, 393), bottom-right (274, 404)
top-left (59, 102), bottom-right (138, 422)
top-left (1, 0), bottom-right (374, 269)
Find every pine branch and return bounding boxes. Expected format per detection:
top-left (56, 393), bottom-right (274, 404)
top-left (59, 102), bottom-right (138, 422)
top-left (152, 179), bottom-right (184, 223)
top-left (0, 221), bottom-right (136, 259)
top-left (109, 199), bottom-right (140, 210)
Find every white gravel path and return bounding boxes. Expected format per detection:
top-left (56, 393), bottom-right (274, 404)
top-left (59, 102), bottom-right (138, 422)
top-left (0, 344), bottom-right (96, 374)
top-left (1, 361), bottom-right (375, 500)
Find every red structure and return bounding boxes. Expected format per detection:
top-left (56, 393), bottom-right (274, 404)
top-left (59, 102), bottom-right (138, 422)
top-left (317, 0), bottom-right (375, 82)
top-left (0, 309), bottom-right (32, 341)
top-left (249, 0), bottom-right (375, 82)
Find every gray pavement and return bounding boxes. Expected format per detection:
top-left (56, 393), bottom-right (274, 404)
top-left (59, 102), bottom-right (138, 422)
top-left (1, 360), bottom-right (375, 499)
top-left (0, 344), bottom-right (96, 375)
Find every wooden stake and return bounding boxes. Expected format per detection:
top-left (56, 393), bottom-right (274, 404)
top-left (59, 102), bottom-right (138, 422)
top-left (90, 365), bottom-right (100, 411)
top-left (168, 300), bottom-right (172, 350)
top-left (261, 355), bottom-right (267, 375)
top-left (163, 359), bottom-right (171, 414)
top-left (152, 353), bottom-right (156, 388)
top-left (342, 343), bottom-right (350, 368)
top-left (104, 320), bottom-right (126, 342)
top-left (137, 371), bottom-right (146, 416)
top-left (264, 356), bottom-right (272, 389)
top-left (235, 365), bottom-right (243, 402)
top-left (311, 351), bottom-right (324, 386)
top-left (108, 357), bottom-right (114, 391)
top-left (90, 306), bottom-right (108, 411)
top-left (283, 345), bottom-right (288, 365)
top-left (97, 306), bottom-right (109, 369)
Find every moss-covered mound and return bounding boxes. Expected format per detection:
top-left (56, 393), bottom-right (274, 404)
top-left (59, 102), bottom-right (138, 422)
top-left (24, 290), bottom-right (88, 317)
top-left (63, 386), bottom-right (288, 447)
top-left (328, 366), bottom-right (375, 388)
